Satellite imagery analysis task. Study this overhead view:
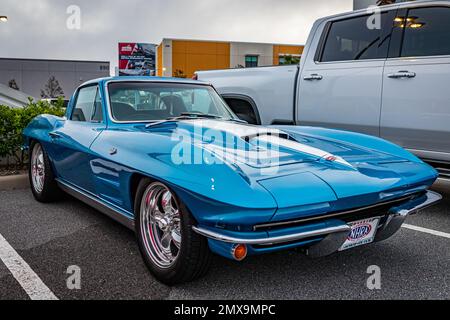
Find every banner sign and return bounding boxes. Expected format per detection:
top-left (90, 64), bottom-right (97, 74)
top-left (118, 43), bottom-right (156, 76)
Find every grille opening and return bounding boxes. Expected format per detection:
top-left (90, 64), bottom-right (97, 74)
top-left (251, 236), bottom-right (323, 250)
top-left (254, 192), bottom-right (423, 232)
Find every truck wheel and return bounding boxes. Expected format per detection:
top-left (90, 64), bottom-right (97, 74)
top-left (29, 141), bottom-right (61, 203)
top-left (135, 178), bottom-right (212, 285)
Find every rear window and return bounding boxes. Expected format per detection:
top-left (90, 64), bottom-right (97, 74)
top-left (400, 6), bottom-right (450, 57)
top-left (320, 13), bottom-right (390, 62)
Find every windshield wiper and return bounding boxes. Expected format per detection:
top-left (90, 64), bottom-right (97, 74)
top-left (226, 118), bottom-right (248, 124)
top-left (145, 113), bottom-right (223, 128)
top-left (180, 112), bottom-right (223, 119)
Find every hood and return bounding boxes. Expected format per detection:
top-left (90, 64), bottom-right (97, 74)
top-left (142, 119), bottom-right (411, 170)
top-left (141, 120), bottom-right (437, 211)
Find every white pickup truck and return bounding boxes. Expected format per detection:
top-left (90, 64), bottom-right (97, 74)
top-left (196, 0), bottom-right (450, 176)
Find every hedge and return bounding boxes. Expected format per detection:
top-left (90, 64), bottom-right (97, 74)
top-left (0, 98), bottom-right (65, 168)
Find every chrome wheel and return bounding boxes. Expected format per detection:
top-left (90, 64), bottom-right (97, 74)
top-left (140, 183), bottom-right (182, 269)
top-left (31, 144), bottom-right (45, 193)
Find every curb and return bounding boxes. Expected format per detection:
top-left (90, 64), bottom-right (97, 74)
top-left (0, 174), bottom-right (29, 191)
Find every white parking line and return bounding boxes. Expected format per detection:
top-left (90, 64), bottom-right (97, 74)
top-left (0, 233), bottom-right (58, 300)
top-left (402, 224), bottom-right (450, 239)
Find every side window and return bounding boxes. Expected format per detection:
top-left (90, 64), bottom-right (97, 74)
top-left (320, 13), bottom-right (390, 62)
top-left (400, 7), bottom-right (450, 57)
top-left (71, 86), bottom-right (103, 122)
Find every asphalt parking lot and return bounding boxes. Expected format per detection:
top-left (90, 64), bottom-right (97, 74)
top-left (0, 180), bottom-right (449, 300)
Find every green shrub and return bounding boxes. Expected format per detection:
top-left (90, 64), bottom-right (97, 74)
top-left (0, 97), bottom-right (65, 168)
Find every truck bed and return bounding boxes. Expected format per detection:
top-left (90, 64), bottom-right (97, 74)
top-left (197, 65), bottom-right (298, 125)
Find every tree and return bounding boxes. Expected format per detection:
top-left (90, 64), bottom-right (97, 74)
top-left (40, 76), bottom-right (64, 98)
top-left (8, 79), bottom-right (19, 90)
top-left (377, 0), bottom-right (396, 5)
top-left (173, 69), bottom-right (187, 78)
top-left (279, 55), bottom-right (301, 65)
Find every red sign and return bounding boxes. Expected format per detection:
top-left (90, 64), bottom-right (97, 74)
top-left (118, 42), bottom-right (156, 76)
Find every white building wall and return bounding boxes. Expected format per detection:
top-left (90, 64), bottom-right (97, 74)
top-left (161, 39), bottom-right (173, 77)
top-left (354, 0), bottom-right (377, 10)
top-left (230, 43), bottom-right (274, 68)
top-left (354, 0), bottom-right (412, 10)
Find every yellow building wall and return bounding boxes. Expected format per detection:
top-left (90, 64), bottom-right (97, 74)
top-left (172, 40), bottom-right (230, 78)
top-left (273, 45), bottom-right (304, 65)
top-left (157, 44), bottom-right (163, 76)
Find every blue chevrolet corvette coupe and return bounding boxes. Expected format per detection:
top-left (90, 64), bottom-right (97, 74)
top-left (23, 77), bottom-right (441, 284)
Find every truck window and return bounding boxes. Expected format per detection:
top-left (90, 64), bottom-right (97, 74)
top-left (319, 13), bottom-right (390, 62)
top-left (400, 7), bottom-right (450, 57)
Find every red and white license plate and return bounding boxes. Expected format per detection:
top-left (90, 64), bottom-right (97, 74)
top-left (339, 217), bottom-right (380, 251)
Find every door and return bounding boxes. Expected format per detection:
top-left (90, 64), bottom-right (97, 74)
top-left (48, 84), bottom-right (106, 192)
top-left (381, 5), bottom-right (450, 163)
top-left (297, 10), bottom-right (396, 136)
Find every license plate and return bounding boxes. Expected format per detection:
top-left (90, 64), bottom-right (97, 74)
top-left (339, 217), bottom-right (380, 251)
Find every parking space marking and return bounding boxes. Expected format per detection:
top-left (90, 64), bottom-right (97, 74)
top-left (402, 224), bottom-right (450, 239)
top-left (0, 233), bottom-right (58, 300)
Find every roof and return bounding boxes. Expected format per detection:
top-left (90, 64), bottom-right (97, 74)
top-left (0, 83), bottom-right (35, 108)
top-left (80, 76), bottom-right (208, 87)
top-left (0, 57), bottom-right (110, 64)
top-left (317, 0), bottom-right (450, 23)
top-left (158, 38), bottom-right (305, 47)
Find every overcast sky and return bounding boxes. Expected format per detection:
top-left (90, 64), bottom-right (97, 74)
top-left (0, 0), bottom-right (352, 74)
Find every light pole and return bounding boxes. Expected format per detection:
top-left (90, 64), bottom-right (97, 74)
top-left (0, 16), bottom-right (8, 22)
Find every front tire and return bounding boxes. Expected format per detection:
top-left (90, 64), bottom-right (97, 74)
top-left (29, 141), bottom-right (60, 203)
top-left (135, 178), bottom-right (212, 285)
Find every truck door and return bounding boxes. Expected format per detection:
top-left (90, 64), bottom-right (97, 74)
top-left (381, 5), bottom-right (450, 163)
top-left (297, 9), bottom-right (396, 136)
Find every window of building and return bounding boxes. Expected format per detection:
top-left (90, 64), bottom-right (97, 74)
top-left (320, 12), bottom-right (390, 62)
top-left (400, 7), bottom-right (450, 57)
top-left (245, 55), bottom-right (259, 68)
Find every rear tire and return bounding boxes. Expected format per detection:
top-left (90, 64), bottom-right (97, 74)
top-left (135, 178), bottom-right (212, 285)
top-left (29, 141), bottom-right (61, 203)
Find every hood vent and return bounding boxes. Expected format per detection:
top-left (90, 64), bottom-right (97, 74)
top-left (242, 132), bottom-right (292, 143)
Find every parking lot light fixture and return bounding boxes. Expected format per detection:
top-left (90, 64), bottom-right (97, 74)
top-left (0, 16), bottom-right (8, 22)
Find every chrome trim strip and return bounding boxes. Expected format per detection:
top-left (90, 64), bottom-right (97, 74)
top-left (192, 224), bottom-right (351, 246)
top-left (253, 194), bottom-right (414, 231)
top-left (57, 179), bottom-right (135, 230)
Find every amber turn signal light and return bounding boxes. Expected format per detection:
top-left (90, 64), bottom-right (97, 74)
top-left (232, 244), bottom-right (247, 261)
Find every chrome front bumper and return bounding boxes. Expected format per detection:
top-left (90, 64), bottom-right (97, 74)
top-left (374, 190), bottom-right (442, 242)
top-left (193, 190), bottom-right (442, 257)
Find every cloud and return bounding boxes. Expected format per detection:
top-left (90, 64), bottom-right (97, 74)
top-left (0, 0), bottom-right (352, 74)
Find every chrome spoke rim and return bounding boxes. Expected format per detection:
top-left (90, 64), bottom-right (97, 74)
top-left (140, 183), bottom-right (181, 269)
top-left (31, 144), bottom-right (45, 193)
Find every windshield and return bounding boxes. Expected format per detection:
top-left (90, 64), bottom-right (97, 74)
top-left (107, 82), bottom-right (236, 122)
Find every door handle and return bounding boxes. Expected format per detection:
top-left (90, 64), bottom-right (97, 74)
top-left (304, 74), bottom-right (323, 81)
top-left (48, 132), bottom-right (61, 139)
top-left (387, 71), bottom-right (416, 79)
